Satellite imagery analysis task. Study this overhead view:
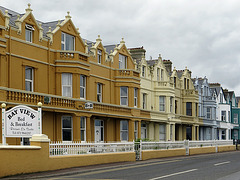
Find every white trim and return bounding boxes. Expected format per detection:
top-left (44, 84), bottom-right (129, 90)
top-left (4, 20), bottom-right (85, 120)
top-left (120, 86), bottom-right (128, 106)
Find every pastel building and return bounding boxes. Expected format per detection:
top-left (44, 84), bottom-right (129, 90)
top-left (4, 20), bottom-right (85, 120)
top-left (129, 47), bottom-right (201, 141)
top-left (193, 77), bottom-right (217, 140)
top-left (0, 5), bottom-right (151, 145)
top-left (209, 83), bottom-right (237, 140)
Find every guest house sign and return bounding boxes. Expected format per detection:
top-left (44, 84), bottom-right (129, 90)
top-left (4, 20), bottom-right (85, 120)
top-left (1, 103), bottom-right (42, 145)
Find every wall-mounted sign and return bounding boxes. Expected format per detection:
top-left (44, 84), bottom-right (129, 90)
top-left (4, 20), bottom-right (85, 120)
top-left (85, 102), bottom-right (93, 109)
top-left (2, 104), bottom-right (42, 145)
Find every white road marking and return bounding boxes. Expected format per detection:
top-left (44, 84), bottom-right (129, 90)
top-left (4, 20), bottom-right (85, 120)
top-left (214, 161), bottom-right (230, 166)
top-left (149, 169), bottom-right (198, 180)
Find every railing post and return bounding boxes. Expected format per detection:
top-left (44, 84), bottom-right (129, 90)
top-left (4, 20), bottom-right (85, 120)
top-left (140, 140), bottom-right (142, 160)
top-left (184, 140), bottom-right (189, 156)
top-left (214, 139), bottom-right (218, 152)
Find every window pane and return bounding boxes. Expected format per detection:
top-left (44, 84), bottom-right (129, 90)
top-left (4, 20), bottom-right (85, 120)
top-left (80, 88), bottom-right (85, 98)
top-left (121, 131), bottom-right (128, 141)
top-left (80, 117), bottom-right (85, 128)
top-left (63, 118), bottom-right (72, 128)
top-left (80, 75), bottom-right (85, 86)
top-left (25, 67), bottom-right (32, 80)
top-left (25, 81), bottom-right (32, 91)
top-left (121, 121), bottom-right (128, 130)
top-left (121, 97), bottom-right (127, 105)
top-left (80, 130), bottom-right (85, 141)
top-left (121, 87), bottom-right (127, 96)
top-left (63, 129), bottom-right (72, 141)
top-left (62, 73), bottom-right (72, 85)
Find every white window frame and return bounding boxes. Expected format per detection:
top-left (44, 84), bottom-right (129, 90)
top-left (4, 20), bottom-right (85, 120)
top-left (62, 116), bottom-right (73, 141)
top-left (159, 124), bottom-right (166, 141)
top-left (186, 102), bottom-right (192, 116)
top-left (25, 24), bottom-right (34, 42)
top-left (25, 66), bottom-right (34, 92)
top-left (143, 93), bottom-right (147, 109)
top-left (221, 111), bottom-right (226, 121)
top-left (207, 107), bottom-right (211, 119)
top-left (97, 83), bottom-right (102, 102)
top-left (134, 121), bottom-right (138, 140)
top-left (120, 86), bottom-right (128, 106)
top-left (159, 96), bottom-right (165, 112)
top-left (62, 73), bottom-right (72, 97)
top-left (160, 69), bottom-right (164, 81)
top-left (234, 113), bottom-right (238, 124)
top-left (61, 32), bottom-right (75, 51)
top-left (80, 117), bottom-right (86, 142)
top-left (80, 75), bottom-right (86, 99)
top-left (142, 65), bottom-right (146, 77)
top-left (97, 49), bottom-right (102, 64)
top-left (221, 130), bottom-right (226, 140)
top-left (134, 88), bottom-right (138, 107)
top-left (120, 120), bottom-right (128, 141)
top-left (119, 54), bottom-right (127, 69)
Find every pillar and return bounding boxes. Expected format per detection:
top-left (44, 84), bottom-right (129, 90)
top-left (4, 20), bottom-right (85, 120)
top-left (138, 120), bottom-right (141, 139)
top-left (154, 123), bottom-right (159, 141)
top-left (73, 116), bottom-right (80, 141)
top-left (128, 119), bottom-right (135, 141)
top-left (148, 122), bottom-right (155, 141)
top-left (86, 116), bottom-right (91, 142)
top-left (166, 123), bottom-right (170, 141)
top-left (192, 125), bottom-right (196, 140)
top-left (196, 125), bottom-right (199, 140)
top-left (172, 124), bottom-right (175, 141)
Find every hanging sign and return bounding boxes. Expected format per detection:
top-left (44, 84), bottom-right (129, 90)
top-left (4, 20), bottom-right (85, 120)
top-left (3, 105), bottom-right (41, 138)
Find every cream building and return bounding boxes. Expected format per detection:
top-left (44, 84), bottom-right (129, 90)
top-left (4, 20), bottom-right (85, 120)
top-left (130, 47), bottom-right (201, 141)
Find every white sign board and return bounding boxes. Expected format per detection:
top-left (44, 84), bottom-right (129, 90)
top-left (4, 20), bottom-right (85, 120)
top-left (4, 105), bottom-right (40, 138)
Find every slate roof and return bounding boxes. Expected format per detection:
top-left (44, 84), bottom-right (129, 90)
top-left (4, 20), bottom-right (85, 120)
top-left (104, 44), bottom-right (118, 54)
top-left (146, 60), bottom-right (157, 66)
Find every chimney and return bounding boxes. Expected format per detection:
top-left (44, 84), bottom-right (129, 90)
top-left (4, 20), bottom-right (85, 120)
top-left (163, 60), bottom-right (172, 73)
top-left (128, 46), bottom-right (146, 60)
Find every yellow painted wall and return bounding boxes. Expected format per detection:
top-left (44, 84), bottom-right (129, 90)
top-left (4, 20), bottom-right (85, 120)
top-left (0, 141), bottom-right (135, 178)
top-left (189, 147), bottom-right (216, 155)
top-left (218, 145), bottom-right (236, 152)
top-left (142, 148), bottom-right (186, 160)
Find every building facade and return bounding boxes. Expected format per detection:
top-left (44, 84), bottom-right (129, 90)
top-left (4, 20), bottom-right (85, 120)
top-left (130, 47), bottom-right (201, 141)
top-left (0, 5), bottom-right (151, 145)
top-left (193, 77), bottom-right (217, 140)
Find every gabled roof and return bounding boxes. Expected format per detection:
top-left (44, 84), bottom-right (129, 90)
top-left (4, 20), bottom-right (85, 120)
top-left (0, 6), bottom-right (24, 28)
top-left (42, 20), bottom-right (63, 38)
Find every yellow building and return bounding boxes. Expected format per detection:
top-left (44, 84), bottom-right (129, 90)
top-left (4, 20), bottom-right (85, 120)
top-left (0, 5), bottom-right (150, 145)
top-left (129, 47), bottom-right (201, 141)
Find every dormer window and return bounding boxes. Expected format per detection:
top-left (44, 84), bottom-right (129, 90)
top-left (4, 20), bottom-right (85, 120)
top-left (61, 32), bottom-right (75, 51)
top-left (119, 54), bottom-right (127, 69)
top-left (97, 50), bottom-right (102, 64)
top-left (25, 24), bottom-right (34, 42)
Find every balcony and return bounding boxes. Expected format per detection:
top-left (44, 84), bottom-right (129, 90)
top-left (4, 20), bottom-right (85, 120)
top-left (155, 81), bottom-right (174, 88)
top-left (115, 70), bottom-right (140, 78)
top-left (56, 51), bottom-right (88, 62)
top-left (6, 89), bottom-right (76, 109)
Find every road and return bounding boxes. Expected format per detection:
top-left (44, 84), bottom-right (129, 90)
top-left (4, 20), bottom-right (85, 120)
top-left (4, 151), bottom-right (240, 180)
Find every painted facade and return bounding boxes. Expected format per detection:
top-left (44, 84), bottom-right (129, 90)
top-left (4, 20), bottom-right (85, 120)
top-left (209, 83), bottom-right (237, 140)
top-left (193, 77), bottom-right (217, 140)
top-left (0, 5), bottom-right (151, 145)
top-left (130, 47), bottom-right (201, 141)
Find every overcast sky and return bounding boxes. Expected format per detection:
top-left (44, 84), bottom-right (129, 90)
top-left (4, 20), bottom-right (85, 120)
top-left (2, 0), bottom-right (240, 95)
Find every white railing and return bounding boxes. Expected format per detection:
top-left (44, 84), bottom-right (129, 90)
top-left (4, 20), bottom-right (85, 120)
top-left (49, 141), bottom-right (134, 156)
top-left (141, 141), bottom-right (185, 150)
top-left (189, 140), bottom-right (233, 148)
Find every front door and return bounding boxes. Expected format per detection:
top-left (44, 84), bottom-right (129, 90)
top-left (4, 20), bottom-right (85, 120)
top-left (95, 120), bottom-right (104, 142)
